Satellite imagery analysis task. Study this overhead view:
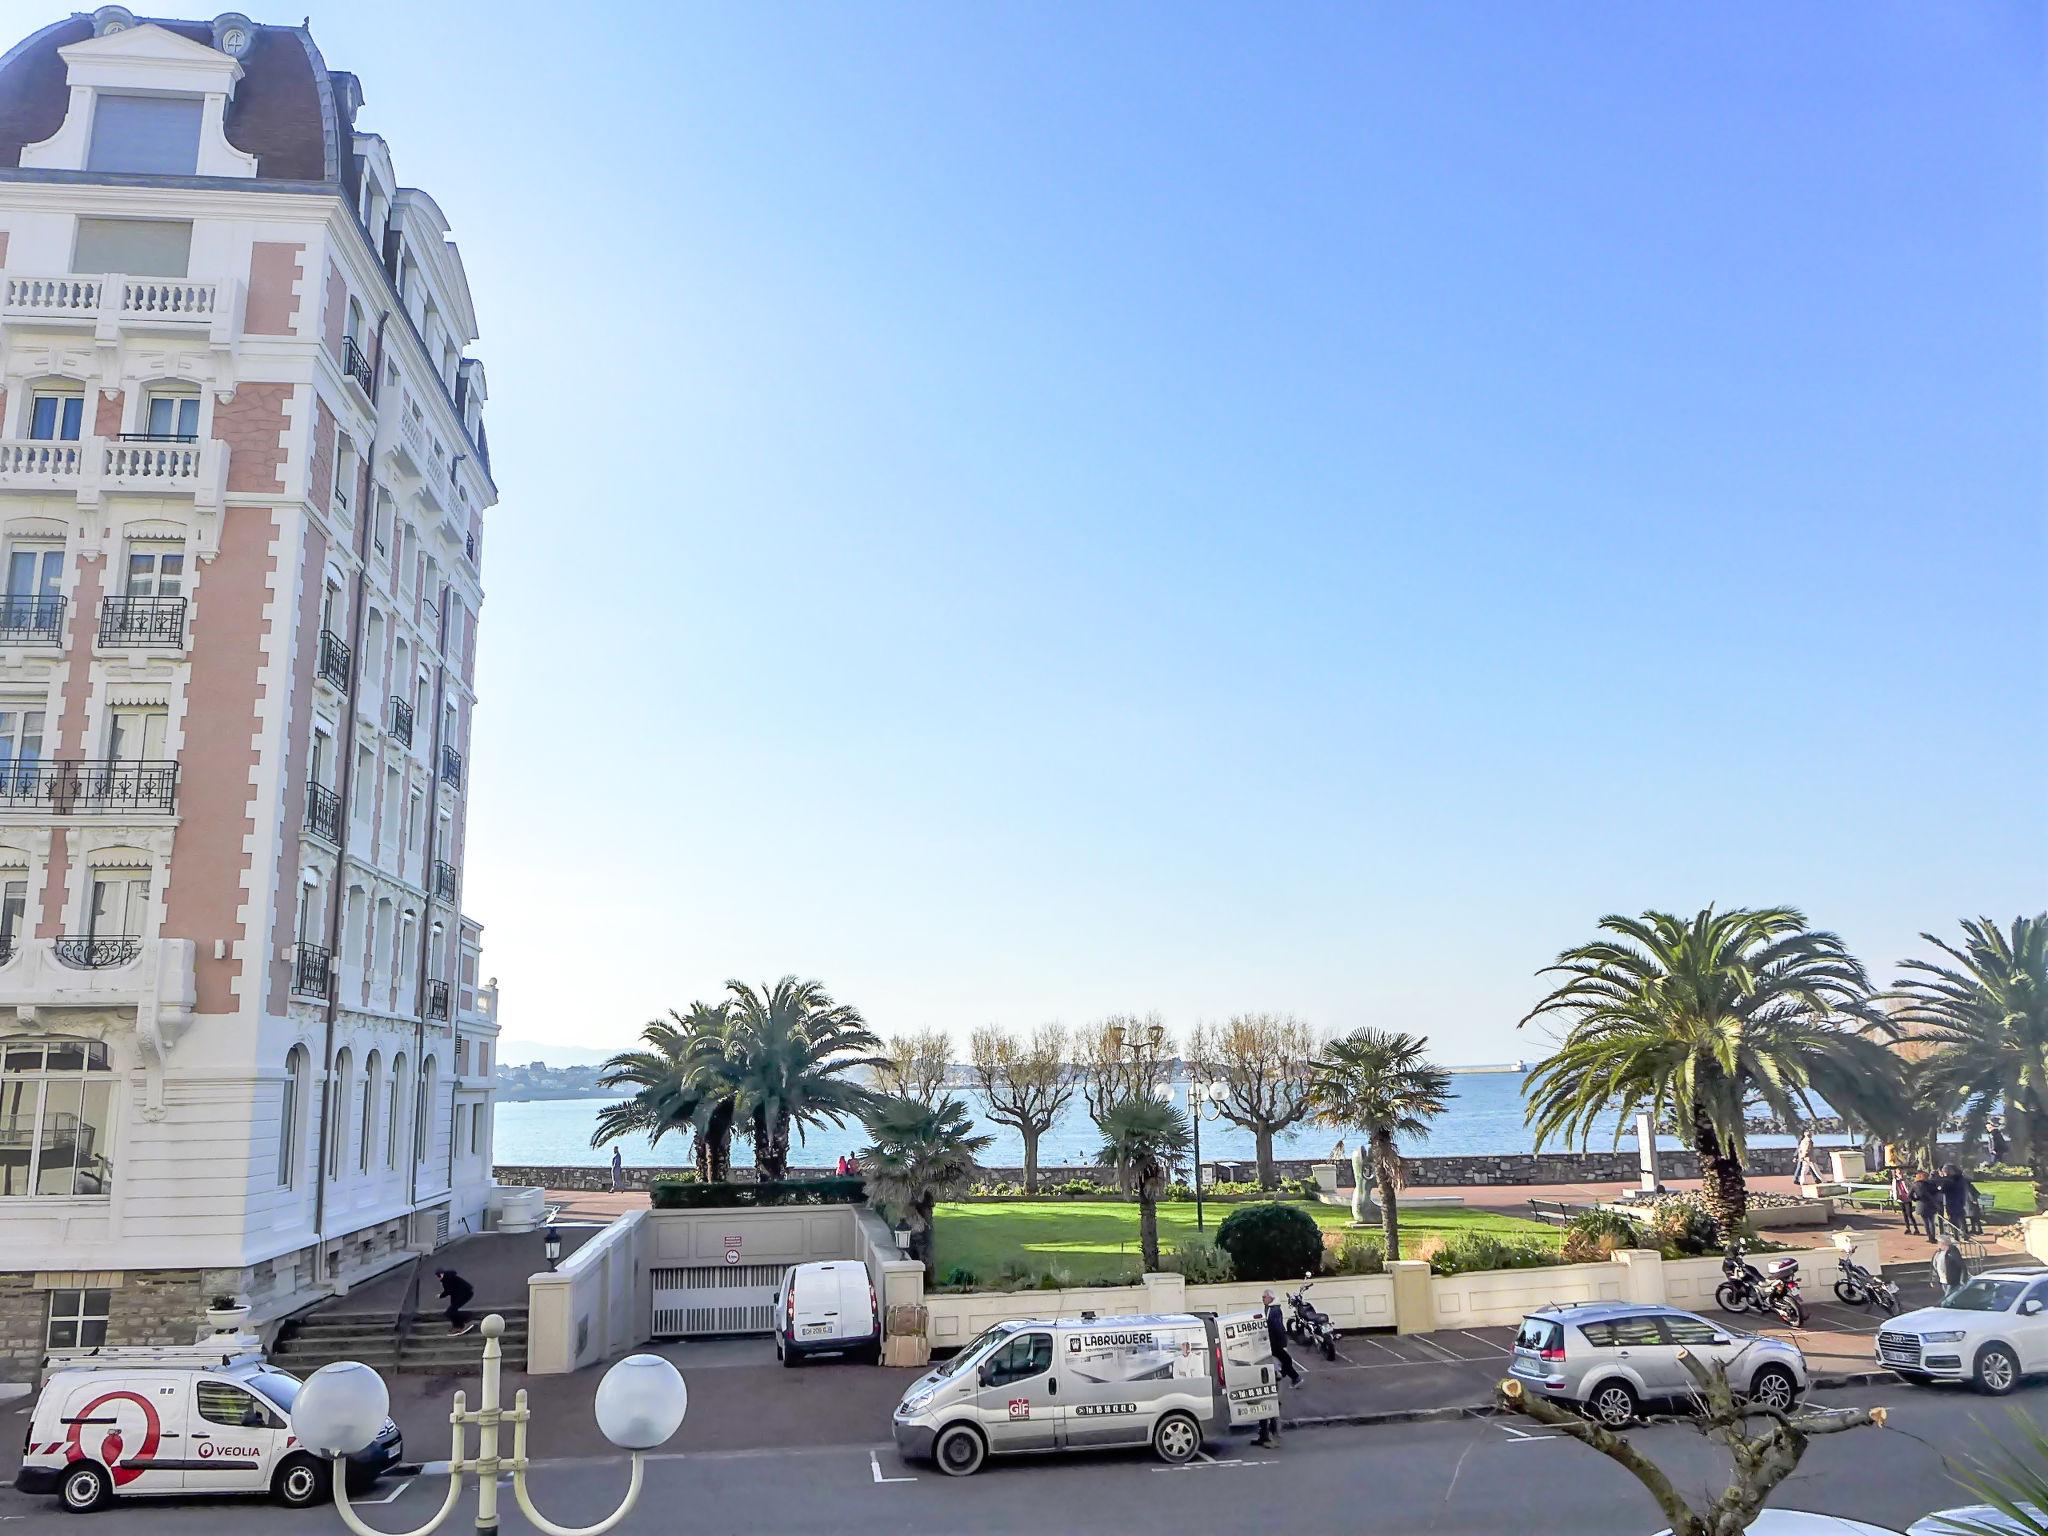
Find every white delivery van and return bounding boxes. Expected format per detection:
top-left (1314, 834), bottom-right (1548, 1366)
top-left (13, 1358), bottom-right (403, 1513)
top-left (775, 1261), bottom-right (881, 1366)
top-left (891, 1311), bottom-right (1280, 1475)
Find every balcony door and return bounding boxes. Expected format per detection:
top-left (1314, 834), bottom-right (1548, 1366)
top-left (8, 546), bottom-right (64, 602)
top-left (0, 877), bottom-right (26, 957)
top-left (27, 393), bottom-right (83, 442)
top-left (86, 869), bottom-right (149, 944)
top-left (142, 393), bottom-right (199, 443)
top-left (107, 708), bottom-right (166, 763)
top-left (126, 545), bottom-right (184, 598)
top-left (0, 707), bottom-right (44, 798)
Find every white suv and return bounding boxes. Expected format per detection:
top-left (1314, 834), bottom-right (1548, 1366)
top-left (1877, 1266), bottom-right (2048, 1394)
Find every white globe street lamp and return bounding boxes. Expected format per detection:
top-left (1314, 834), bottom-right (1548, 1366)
top-left (1156, 1078), bottom-right (1229, 1230)
top-left (293, 1314), bottom-right (686, 1536)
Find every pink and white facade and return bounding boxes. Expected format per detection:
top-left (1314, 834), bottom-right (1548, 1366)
top-left (0, 10), bottom-right (498, 1378)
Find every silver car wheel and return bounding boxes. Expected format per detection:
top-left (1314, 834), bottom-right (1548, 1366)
top-left (1155, 1414), bottom-right (1200, 1462)
top-left (1979, 1348), bottom-right (2018, 1395)
top-left (1591, 1385), bottom-right (1635, 1426)
top-left (1751, 1368), bottom-right (1796, 1410)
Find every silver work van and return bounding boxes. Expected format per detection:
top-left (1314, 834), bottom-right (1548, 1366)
top-left (891, 1311), bottom-right (1279, 1475)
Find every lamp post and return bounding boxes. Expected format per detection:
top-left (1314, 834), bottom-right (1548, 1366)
top-left (293, 1314), bottom-right (686, 1536)
top-left (1159, 1078), bottom-right (1229, 1230)
top-left (542, 1225), bottom-right (562, 1271)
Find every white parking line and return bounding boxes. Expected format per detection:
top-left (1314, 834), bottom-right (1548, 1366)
top-left (1459, 1330), bottom-right (1512, 1354)
top-left (870, 1450), bottom-right (916, 1484)
top-left (353, 1477), bottom-right (414, 1506)
top-left (1413, 1337), bottom-right (1465, 1364)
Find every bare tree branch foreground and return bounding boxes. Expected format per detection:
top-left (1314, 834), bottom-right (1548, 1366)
top-left (1497, 1353), bottom-right (1886, 1536)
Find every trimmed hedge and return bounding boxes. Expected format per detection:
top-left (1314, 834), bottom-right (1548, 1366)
top-left (1214, 1201), bottom-right (1325, 1281)
top-left (648, 1175), bottom-right (867, 1209)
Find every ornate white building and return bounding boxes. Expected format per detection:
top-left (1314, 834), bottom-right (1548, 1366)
top-left (0, 8), bottom-right (499, 1379)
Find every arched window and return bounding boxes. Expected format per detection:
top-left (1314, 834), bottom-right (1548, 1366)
top-left (327, 1047), bottom-right (351, 1180)
top-left (278, 1046), bottom-right (306, 1188)
top-left (387, 1053), bottom-right (407, 1167)
top-left (414, 1056), bottom-right (436, 1165)
top-left (359, 1050), bottom-right (380, 1173)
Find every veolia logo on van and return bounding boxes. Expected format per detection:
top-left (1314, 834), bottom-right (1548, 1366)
top-left (196, 1441), bottom-right (259, 1460)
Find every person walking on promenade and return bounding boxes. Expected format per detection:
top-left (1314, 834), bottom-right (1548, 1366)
top-left (610, 1146), bottom-right (624, 1192)
top-left (1254, 1288), bottom-right (1302, 1449)
top-left (436, 1268), bottom-right (476, 1335)
top-left (1893, 1168), bottom-right (1917, 1233)
top-left (1913, 1170), bottom-right (1942, 1244)
top-left (1940, 1164), bottom-right (1972, 1236)
top-left (1793, 1128), bottom-right (1821, 1188)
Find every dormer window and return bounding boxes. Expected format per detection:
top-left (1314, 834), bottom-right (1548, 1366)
top-left (86, 93), bottom-right (202, 175)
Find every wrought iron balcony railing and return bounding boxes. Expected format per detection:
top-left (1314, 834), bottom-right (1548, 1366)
top-left (98, 594), bottom-right (185, 647)
top-left (53, 935), bottom-right (140, 969)
top-left (342, 335), bottom-right (375, 396)
top-left (292, 940), bottom-right (332, 998)
top-left (432, 859), bottom-right (458, 900)
top-left (307, 781), bottom-right (342, 843)
top-left (425, 978), bottom-right (450, 1019)
top-left (440, 745), bottom-right (462, 787)
top-left (390, 697), bottom-right (414, 746)
top-left (317, 629), bottom-right (352, 692)
top-left (0, 593), bottom-right (64, 645)
top-left (0, 759), bottom-right (177, 814)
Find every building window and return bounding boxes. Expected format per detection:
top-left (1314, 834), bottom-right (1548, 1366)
top-left (72, 217), bottom-right (191, 278)
top-left (470, 1102), bottom-right (484, 1155)
top-left (126, 543), bottom-right (184, 596)
top-left (106, 707), bottom-right (167, 762)
top-left (455, 1037), bottom-right (468, 1075)
top-left (0, 876), bottom-right (27, 956)
top-left (87, 868), bottom-right (150, 944)
top-left (0, 707), bottom-right (45, 790)
top-left (415, 1057), bottom-right (435, 1164)
top-left (27, 394), bottom-right (82, 442)
top-left (8, 543), bottom-right (64, 602)
top-left (359, 1050), bottom-right (379, 1173)
top-left (328, 1047), bottom-right (351, 1180)
top-left (279, 1046), bottom-right (305, 1188)
top-left (46, 1287), bottom-right (111, 1350)
top-left (0, 1039), bottom-right (114, 1197)
top-left (86, 94), bottom-right (202, 176)
top-left (387, 1053), bottom-right (406, 1168)
top-left (353, 743), bottom-right (374, 820)
top-left (142, 392), bottom-right (199, 441)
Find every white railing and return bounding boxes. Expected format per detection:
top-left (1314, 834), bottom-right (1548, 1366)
top-left (0, 439), bottom-right (85, 479)
top-left (2, 273), bottom-right (228, 335)
top-left (103, 438), bottom-right (205, 484)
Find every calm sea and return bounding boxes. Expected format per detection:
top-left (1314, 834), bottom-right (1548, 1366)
top-left (493, 1071), bottom-right (1846, 1170)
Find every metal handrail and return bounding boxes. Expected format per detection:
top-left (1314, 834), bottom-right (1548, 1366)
top-left (98, 594), bottom-right (185, 647)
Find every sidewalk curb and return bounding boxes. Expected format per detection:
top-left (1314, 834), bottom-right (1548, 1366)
top-left (1278, 1370), bottom-right (1898, 1433)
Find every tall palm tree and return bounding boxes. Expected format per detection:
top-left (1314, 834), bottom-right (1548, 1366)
top-left (1308, 1029), bottom-right (1451, 1261)
top-left (690, 976), bottom-right (885, 1178)
top-left (1095, 1097), bottom-right (1192, 1271)
top-left (859, 1094), bottom-right (993, 1279)
top-left (591, 1003), bottom-right (737, 1179)
top-left (1895, 914), bottom-right (2048, 1211)
top-left (1521, 906), bottom-right (1899, 1244)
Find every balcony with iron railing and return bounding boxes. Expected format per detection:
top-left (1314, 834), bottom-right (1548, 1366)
top-left (317, 630), bottom-right (352, 693)
top-left (53, 935), bottom-right (140, 970)
top-left (97, 594), bottom-right (185, 648)
top-left (342, 334), bottom-right (375, 396)
top-left (425, 978), bottom-right (450, 1019)
top-left (0, 435), bottom-right (227, 507)
top-left (2, 273), bottom-right (237, 341)
top-left (432, 859), bottom-right (458, 901)
top-left (440, 745), bottom-right (462, 788)
top-left (0, 760), bottom-right (178, 815)
top-left (307, 781), bottom-right (342, 844)
top-left (292, 940), bottom-right (332, 999)
top-left (389, 697), bottom-right (414, 746)
top-left (0, 594), bottom-right (64, 646)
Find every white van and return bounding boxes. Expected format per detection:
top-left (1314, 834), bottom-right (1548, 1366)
top-left (775, 1261), bottom-right (880, 1366)
top-left (13, 1358), bottom-right (403, 1513)
top-left (891, 1311), bottom-right (1279, 1475)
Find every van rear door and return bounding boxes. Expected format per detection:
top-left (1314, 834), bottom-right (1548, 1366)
top-left (836, 1265), bottom-right (874, 1342)
top-left (794, 1264), bottom-right (840, 1343)
top-left (1216, 1311), bottom-right (1279, 1428)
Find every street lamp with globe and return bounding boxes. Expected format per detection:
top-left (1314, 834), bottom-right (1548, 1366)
top-left (292, 1313), bottom-right (686, 1536)
top-left (1158, 1078), bottom-right (1229, 1230)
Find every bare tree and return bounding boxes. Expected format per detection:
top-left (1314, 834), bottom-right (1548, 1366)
top-left (873, 1029), bottom-right (954, 1108)
top-left (1497, 1353), bottom-right (1886, 1536)
top-left (967, 1024), bottom-right (1078, 1193)
top-left (1078, 1014), bottom-right (1176, 1126)
top-left (1189, 1014), bottom-right (1319, 1189)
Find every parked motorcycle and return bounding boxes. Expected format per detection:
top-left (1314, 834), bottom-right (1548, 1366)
top-left (1831, 1253), bottom-right (1900, 1315)
top-left (1287, 1279), bottom-right (1339, 1361)
top-left (1716, 1246), bottom-right (1808, 1327)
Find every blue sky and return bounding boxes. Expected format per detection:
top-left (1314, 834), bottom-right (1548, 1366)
top-left (307, 3), bottom-right (2043, 1062)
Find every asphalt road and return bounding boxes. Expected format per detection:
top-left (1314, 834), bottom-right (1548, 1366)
top-left (1, 1381), bottom-right (2038, 1535)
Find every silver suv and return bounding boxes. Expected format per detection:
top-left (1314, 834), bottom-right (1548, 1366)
top-left (1510, 1302), bottom-right (1809, 1426)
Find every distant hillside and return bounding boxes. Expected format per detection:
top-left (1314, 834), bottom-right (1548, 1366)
top-left (496, 1038), bottom-right (622, 1069)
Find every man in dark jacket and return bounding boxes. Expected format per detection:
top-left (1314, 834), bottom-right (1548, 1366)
top-left (1254, 1289), bottom-right (1303, 1449)
top-left (1939, 1165), bottom-right (1972, 1235)
top-left (436, 1268), bottom-right (476, 1335)
top-left (1912, 1172), bottom-right (1942, 1244)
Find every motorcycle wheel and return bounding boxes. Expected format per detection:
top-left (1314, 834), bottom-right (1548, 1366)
top-left (1874, 1287), bottom-right (1901, 1316)
top-left (1833, 1279), bottom-right (1867, 1307)
top-left (1715, 1281), bottom-right (1749, 1314)
top-left (1773, 1294), bottom-right (1808, 1328)
top-left (1321, 1334), bottom-right (1337, 1362)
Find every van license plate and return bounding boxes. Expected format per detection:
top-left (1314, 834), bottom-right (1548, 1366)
top-left (802, 1323), bottom-right (833, 1336)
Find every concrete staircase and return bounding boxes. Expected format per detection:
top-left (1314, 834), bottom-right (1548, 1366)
top-left (269, 1304), bottom-right (529, 1375)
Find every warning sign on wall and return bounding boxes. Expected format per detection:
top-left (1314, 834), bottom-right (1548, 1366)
top-left (722, 1234), bottom-right (743, 1265)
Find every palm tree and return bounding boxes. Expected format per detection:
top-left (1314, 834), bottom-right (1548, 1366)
top-left (1095, 1097), bottom-right (1192, 1271)
top-left (859, 1094), bottom-right (993, 1278)
top-left (591, 1003), bottom-right (737, 1179)
top-left (690, 976), bottom-right (885, 1178)
top-left (1521, 906), bottom-right (1899, 1244)
top-left (1308, 1029), bottom-right (1451, 1261)
top-left (1895, 914), bottom-right (2048, 1211)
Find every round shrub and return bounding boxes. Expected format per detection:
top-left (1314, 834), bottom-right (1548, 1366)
top-left (1215, 1201), bottom-right (1325, 1282)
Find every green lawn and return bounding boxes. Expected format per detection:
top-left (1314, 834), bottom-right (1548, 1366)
top-left (1844, 1177), bottom-right (2038, 1220)
top-left (929, 1199), bottom-right (1560, 1285)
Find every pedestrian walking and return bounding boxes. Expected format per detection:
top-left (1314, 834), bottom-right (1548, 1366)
top-left (1940, 1164), bottom-right (1971, 1236)
top-left (1966, 1176), bottom-right (1986, 1237)
top-left (1254, 1288), bottom-right (1301, 1449)
top-left (1893, 1169), bottom-right (1917, 1233)
top-left (1912, 1171), bottom-right (1941, 1244)
top-left (1793, 1128), bottom-right (1821, 1187)
top-left (435, 1267), bottom-right (476, 1335)
top-left (609, 1146), bottom-right (623, 1192)
top-left (1991, 1118), bottom-right (2009, 1164)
